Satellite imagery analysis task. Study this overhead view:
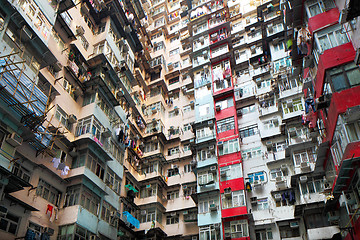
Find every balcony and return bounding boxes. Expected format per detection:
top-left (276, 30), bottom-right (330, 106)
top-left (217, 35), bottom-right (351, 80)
top-left (250, 64), bottom-right (270, 79)
top-left (256, 85), bottom-right (273, 96)
top-left (279, 85), bottom-right (302, 99)
top-left (246, 31), bottom-right (262, 44)
top-left (195, 76), bottom-right (212, 88)
top-left (275, 176), bottom-right (287, 190)
top-left (138, 220), bottom-right (165, 232)
top-left (210, 44), bottom-right (230, 59)
top-left (260, 126), bottom-right (281, 139)
top-left (234, 87), bottom-right (256, 102)
top-left (259, 105), bottom-right (279, 117)
top-left (265, 150), bottom-right (286, 163)
top-left (65, 166), bottom-right (107, 191)
top-left (196, 131), bottom-right (216, 144)
top-left (197, 156), bottom-right (217, 169)
top-left (57, 206), bottom-right (98, 233)
top-left (134, 194), bottom-right (167, 206)
top-left (166, 149), bottom-right (193, 161)
top-left (307, 226), bottom-right (340, 240)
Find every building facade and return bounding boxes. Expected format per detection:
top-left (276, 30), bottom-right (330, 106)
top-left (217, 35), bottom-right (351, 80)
top-left (0, 0), bottom-right (358, 239)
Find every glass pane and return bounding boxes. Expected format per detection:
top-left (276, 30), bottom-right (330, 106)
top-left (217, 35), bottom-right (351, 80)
top-left (331, 73), bottom-right (348, 92)
top-left (347, 68), bottom-right (360, 87)
top-left (318, 36), bottom-right (331, 51)
top-left (309, 4), bottom-right (321, 16)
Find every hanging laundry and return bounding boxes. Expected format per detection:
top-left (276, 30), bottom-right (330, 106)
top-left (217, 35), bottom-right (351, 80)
top-left (305, 98), bottom-right (316, 114)
top-left (61, 166), bottom-right (70, 176)
top-left (297, 26), bottom-right (311, 55)
top-left (46, 204), bottom-right (53, 218)
top-left (57, 162), bottom-right (66, 171)
top-left (51, 158), bottom-right (60, 169)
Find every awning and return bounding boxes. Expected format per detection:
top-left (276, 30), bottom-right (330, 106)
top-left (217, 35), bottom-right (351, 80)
top-left (314, 141), bottom-right (330, 173)
top-left (6, 194), bottom-right (39, 211)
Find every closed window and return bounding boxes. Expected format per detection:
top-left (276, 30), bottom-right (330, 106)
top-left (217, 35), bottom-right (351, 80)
top-left (220, 163), bottom-right (242, 181)
top-left (198, 172), bottom-right (214, 185)
top-left (282, 98), bottom-right (304, 114)
top-left (169, 48), bottom-right (179, 56)
top-left (316, 24), bottom-right (349, 52)
top-left (325, 62), bottom-right (360, 92)
top-left (167, 190), bottom-right (179, 200)
top-left (241, 147), bottom-right (262, 160)
top-left (36, 179), bottom-right (62, 206)
top-left (293, 148), bottom-right (316, 166)
top-left (239, 125), bottom-right (259, 138)
top-left (166, 215), bottom-right (179, 224)
top-left (222, 190), bottom-right (245, 209)
top-left (224, 219), bottom-right (249, 238)
top-left (0, 212), bottom-right (20, 235)
top-left (248, 171), bottom-right (265, 184)
top-left (256, 228), bottom-right (273, 240)
top-left (216, 97), bottom-right (234, 110)
top-left (199, 225), bottom-right (218, 240)
top-left (306, 0), bottom-right (335, 17)
top-left (240, 104), bottom-right (256, 115)
top-left (218, 139), bottom-right (240, 156)
top-left (217, 117), bottom-right (235, 133)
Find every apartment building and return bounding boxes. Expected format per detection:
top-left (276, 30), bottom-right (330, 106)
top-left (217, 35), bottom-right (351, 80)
top-left (0, 0), bottom-right (358, 239)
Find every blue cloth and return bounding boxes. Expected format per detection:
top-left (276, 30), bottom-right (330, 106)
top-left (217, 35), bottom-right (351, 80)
top-left (123, 211), bottom-right (140, 228)
top-left (305, 98), bottom-right (315, 114)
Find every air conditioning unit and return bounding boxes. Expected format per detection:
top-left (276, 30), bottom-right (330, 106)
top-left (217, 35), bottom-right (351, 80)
top-left (76, 25), bottom-right (85, 36)
top-left (216, 105), bottom-right (221, 111)
top-left (250, 45), bottom-right (256, 54)
top-left (183, 185), bottom-right (187, 189)
top-left (210, 166), bottom-right (217, 172)
top-left (300, 162), bottom-right (311, 172)
top-left (237, 109), bottom-right (243, 116)
top-left (281, 164), bottom-right (287, 171)
top-left (300, 175), bottom-right (308, 183)
top-left (21, 25), bottom-right (33, 40)
top-left (190, 160), bottom-right (197, 166)
top-left (171, 212), bottom-right (177, 216)
top-left (209, 203), bottom-right (217, 211)
top-left (209, 145), bottom-right (215, 150)
top-left (274, 193), bottom-right (282, 201)
top-left (208, 120), bottom-right (214, 126)
top-left (141, 210), bottom-right (147, 215)
top-left (102, 128), bottom-right (112, 138)
top-left (6, 132), bottom-right (23, 147)
top-left (250, 197), bottom-right (257, 204)
top-left (168, 62), bottom-right (173, 70)
top-left (290, 221), bottom-right (299, 228)
top-left (220, 171), bottom-right (227, 177)
top-left (265, 141), bottom-right (272, 146)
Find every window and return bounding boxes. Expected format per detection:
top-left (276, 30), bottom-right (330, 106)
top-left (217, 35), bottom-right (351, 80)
top-left (196, 127), bottom-right (214, 139)
top-left (27, 222), bottom-right (44, 239)
top-left (183, 185), bottom-right (196, 196)
top-left (167, 190), bottom-right (179, 200)
top-left (97, 23), bottom-right (106, 34)
top-left (293, 148), bottom-right (316, 166)
top-left (168, 147), bottom-right (180, 156)
top-left (143, 141), bottom-right (158, 152)
top-left (222, 190), bottom-right (246, 209)
top-left (75, 116), bottom-right (103, 139)
top-left (199, 226), bottom-right (218, 240)
top-left (36, 179), bottom-right (62, 206)
top-left (58, 224), bottom-right (95, 240)
top-left (12, 162), bottom-right (31, 182)
top-left (217, 117), bottom-right (235, 133)
top-left (325, 62), bottom-right (360, 92)
top-left (154, 17), bottom-right (165, 27)
top-left (183, 123), bottom-right (192, 132)
top-left (256, 228), bottom-right (273, 240)
top-left (170, 36), bottom-right (179, 43)
top-left (224, 220), bottom-right (249, 238)
top-left (273, 57), bottom-right (292, 72)
top-left (240, 104), bottom-right (256, 115)
top-left (168, 167), bottom-right (179, 177)
top-left (316, 24), bottom-right (349, 52)
top-left (55, 105), bottom-right (71, 129)
top-left (183, 144), bottom-right (191, 152)
top-left (85, 153), bottom-right (105, 180)
top-left (169, 48), bottom-right (180, 56)
top-left (300, 178), bottom-right (324, 195)
top-left (257, 198), bottom-right (269, 210)
top-left (248, 172), bottom-right (266, 184)
top-left (169, 109), bottom-right (179, 118)
top-left (150, 55), bottom-right (165, 67)
top-left (270, 168), bottom-right (283, 180)
top-left (273, 42), bottom-right (284, 52)
top-left (101, 201), bottom-right (118, 227)
top-left (241, 147), bottom-right (262, 160)
top-left (140, 208), bottom-right (156, 223)
top-left (140, 185), bottom-right (157, 198)
top-left (239, 125), bottom-right (259, 138)
top-left (197, 147), bottom-right (216, 161)
top-left (282, 98), bottom-right (304, 114)
top-left (220, 163), bottom-right (242, 181)
top-left (166, 215), bottom-right (179, 224)
top-left (83, 94), bottom-right (96, 106)
top-left (0, 212), bottom-right (20, 235)
top-left (170, 23), bottom-right (179, 32)
top-left (199, 104), bottom-right (210, 116)
top-left (216, 97), bottom-right (234, 110)
top-left (64, 185), bottom-right (80, 207)
top-left (105, 168), bottom-right (121, 195)
top-left (198, 171), bottom-right (214, 185)
top-left (80, 35), bottom-right (89, 50)
top-left (154, 41), bottom-right (164, 51)
top-left (183, 104), bottom-right (194, 113)
top-left (218, 139), bottom-right (240, 156)
top-left (184, 164), bottom-right (192, 173)
top-left (279, 224), bottom-right (300, 238)
top-left (306, 0), bottom-right (335, 17)
top-left (151, 31), bottom-right (163, 40)
top-left (198, 199), bottom-right (217, 213)
top-left (168, 77), bottom-right (179, 86)
top-left (263, 119), bottom-right (279, 130)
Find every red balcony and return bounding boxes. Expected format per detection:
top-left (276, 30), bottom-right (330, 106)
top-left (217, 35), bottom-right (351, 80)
top-left (308, 8), bottom-right (339, 34)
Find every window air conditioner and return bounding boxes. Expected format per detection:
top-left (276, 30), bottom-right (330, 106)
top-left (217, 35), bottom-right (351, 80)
top-left (68, 114), bottom-right (77, 124)
top-left (6, 132), bottom-right (23, 147)
top-left (210, 166), bottom-right (217, 172)
top-left (300, 175), bottom-right (308, 183)
top-left (274, 193), bottom-right (282, 201)
top-left (171, 212), bottom-right (177, 216)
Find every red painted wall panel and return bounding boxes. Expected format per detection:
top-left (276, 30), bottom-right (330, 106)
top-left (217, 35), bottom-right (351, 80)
top-left (218, 151), bottom-right (242, 165)
top-left (324, 86), bottom-right (360, 144)
top-left (308, 8), bottom-right (340, 33)
top-left (219, 177), bottom-right (245, 192)
top-left (221, 206), bottom-right (248, 218)
top-left (314, 42), bottom-right (355, 99)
